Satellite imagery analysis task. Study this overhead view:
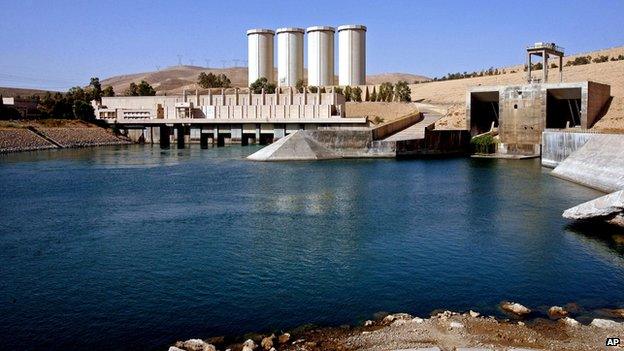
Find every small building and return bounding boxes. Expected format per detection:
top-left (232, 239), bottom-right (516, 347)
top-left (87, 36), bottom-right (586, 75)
top-left (2, 97), bottom-right (40, 119)
top-left (466, 81), bottom-right (611, 155)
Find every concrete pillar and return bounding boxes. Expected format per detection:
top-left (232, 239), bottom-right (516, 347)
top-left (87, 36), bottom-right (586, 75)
top-left (526, 52), bottom-right (531, 83)
top-left (176, 125), bottom-right (185, 149)
top-left (543, 51), bottom-right (548, 83)
top-left (559, 56), bottom-right (563, 82)
top-left (159, 126), bottom-right (171, 149)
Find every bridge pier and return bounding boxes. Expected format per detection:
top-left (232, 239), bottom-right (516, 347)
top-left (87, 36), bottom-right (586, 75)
top-left (159, 126), bottom-right (171, 149)
top-left (176, 125), bottom-right (186, 149)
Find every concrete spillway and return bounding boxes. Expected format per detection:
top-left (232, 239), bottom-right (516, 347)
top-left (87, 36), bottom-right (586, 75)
top-left (551, 134), bottom-right (624, 193)
top-left (247, 130), bottom-right (341, 161)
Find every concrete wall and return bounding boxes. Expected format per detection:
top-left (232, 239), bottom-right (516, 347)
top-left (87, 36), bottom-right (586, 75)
top-left (541, 130), bottom-right (595, 168)
top-left (586, 82), bottom-right (611, 128)
top-left (395, 129), bottom-right (471, 157)
top-left (467, 81), bottom-right (612, 155)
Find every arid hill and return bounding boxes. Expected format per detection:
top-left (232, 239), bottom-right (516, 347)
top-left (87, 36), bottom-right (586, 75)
top-left (100, 66), bottom-right (430, 95)
top-left (0, 87), bottom-right (58, 98)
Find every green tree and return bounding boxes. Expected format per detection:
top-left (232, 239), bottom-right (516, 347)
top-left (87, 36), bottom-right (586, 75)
top-left (73, 100), bottom-right (95, 121)
top-left (102, 86), bottom-right (115, 97)
top-left (249, 77), bottom-right (276, 94)
top-left (137, 80), bottom-right (156, 96)
top-left (334, 87), bottom-right (343, 95)
top-left (90, 77), bottom-right (102, 102)
top-left (379, 82), bottom-right (394, 102)
top-left (308, 86), bottom-right (318, 93)
top-left (370, 87), bottom-right (377, 102)
top-left (343, 86), bottom-right (352, 101)
top-left (198, 72), bottom-right (231, 88)
top-left (295, 79), bottom-right (305, 93)
top-left (351, 86), bottom-right (362, 102)
top-left (125, 81), bottom-right (156, 96)
top-left (394, 81), bottom-right (411, 102)
top-left (126, 82), bottom-right (139, 96)
top-left (67, 86), bottom-right (86, 101)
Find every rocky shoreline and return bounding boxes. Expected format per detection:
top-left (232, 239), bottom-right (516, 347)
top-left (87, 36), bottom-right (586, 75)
top-left (0, 120), bottom-right (131, 153)
top-left (167, 302), bottom-right (624, 351)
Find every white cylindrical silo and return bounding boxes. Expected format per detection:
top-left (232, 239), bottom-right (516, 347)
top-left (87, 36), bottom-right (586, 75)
top-left (276, 27), bottom-right (304, 87)
top-left (247, 28), bottom-right (275, 86)
top-left (338, 25), bottom-right (366, 86)
top-left (306, 26), bottom-right (335, 87)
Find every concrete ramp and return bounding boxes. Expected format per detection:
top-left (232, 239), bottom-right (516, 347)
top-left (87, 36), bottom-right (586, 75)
top-left (383, 113), bottom-right (442, 142)
top-left (247, 130), bottom-right (341, 161)
top-left (551, 134), bottom-right (624, 193)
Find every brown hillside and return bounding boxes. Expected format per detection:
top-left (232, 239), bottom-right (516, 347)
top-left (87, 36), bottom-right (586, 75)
top-left (100, 66), bottom-right (430, 95)
top-left (0, 87), bottom-right (58, 97)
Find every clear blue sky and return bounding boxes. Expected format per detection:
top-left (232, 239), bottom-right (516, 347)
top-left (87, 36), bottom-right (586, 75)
top-left (1, 0), bottom-right (623, 91)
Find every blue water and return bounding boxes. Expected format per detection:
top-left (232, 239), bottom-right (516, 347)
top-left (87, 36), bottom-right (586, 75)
top-left (1, 145), bottom-right (624, 350)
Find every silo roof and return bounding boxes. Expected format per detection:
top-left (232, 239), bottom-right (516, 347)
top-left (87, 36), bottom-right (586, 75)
top-left (337, 24), bottom-right (367, 32)
top-left (276, 27), bottom-right (305, 34)
top-left (246, 28), bottom-right (275, 35)
top-left (306, 26), bottom-right (336, 33)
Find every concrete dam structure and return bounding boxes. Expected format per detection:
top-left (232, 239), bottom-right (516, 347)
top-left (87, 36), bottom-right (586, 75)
top-left (467, 81), bottom-right (611, 156)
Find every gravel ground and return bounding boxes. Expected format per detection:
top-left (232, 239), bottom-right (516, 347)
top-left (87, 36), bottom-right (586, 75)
top-left (37, 127), bottom-right (130, 148)
top-left (169, 310), bottom-right (624, 351)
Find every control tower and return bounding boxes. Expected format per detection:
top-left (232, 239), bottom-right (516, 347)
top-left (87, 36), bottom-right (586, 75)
top-left (526, 42), bottom-right (564, 83)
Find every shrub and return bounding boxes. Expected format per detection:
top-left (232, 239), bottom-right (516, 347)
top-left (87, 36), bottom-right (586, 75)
top-left (470, 134), bottom-right (496, 154)
top-left (592, 55), bottom-right (609, 63)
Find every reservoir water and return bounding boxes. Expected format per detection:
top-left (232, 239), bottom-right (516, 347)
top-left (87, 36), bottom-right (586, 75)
top-left (1, 145), bottom-right (623, 350)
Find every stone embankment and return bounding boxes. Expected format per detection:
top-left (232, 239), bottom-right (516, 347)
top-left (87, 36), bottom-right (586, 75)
top-left (0, 120), bottom-right (131, 153)
top-left (167, 302), bottom-right (624, 351)
top-left (0, 128), bottom-right (57, 152)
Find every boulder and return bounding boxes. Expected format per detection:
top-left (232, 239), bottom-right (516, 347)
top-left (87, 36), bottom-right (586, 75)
top-left (548, 306), bottom-right (568, 319)
top-left (260, 334), bottom-right (275, 350)
top-left (560, 317), bottom-right (580, 327)
top-left (364, 320), bottom-right (373, 326)
top-left (563, 190), bottom-right (624, 223)
top-left (469, 310), bottom-right (480, 318)
top-left (500, 301), bottom-right (531, 316)
top-left (179, 339), bottom-right (215, 351)
top-left (168, 347), bottom-right (185, 351)
top-left (591, 318), bottom-right (622, 328)
top-left (411, 317), bottom-right (424, 324)
top-left (242, 339), bottom-right (257, 351)
top-left (278, 333), bottom-right (290, 344)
